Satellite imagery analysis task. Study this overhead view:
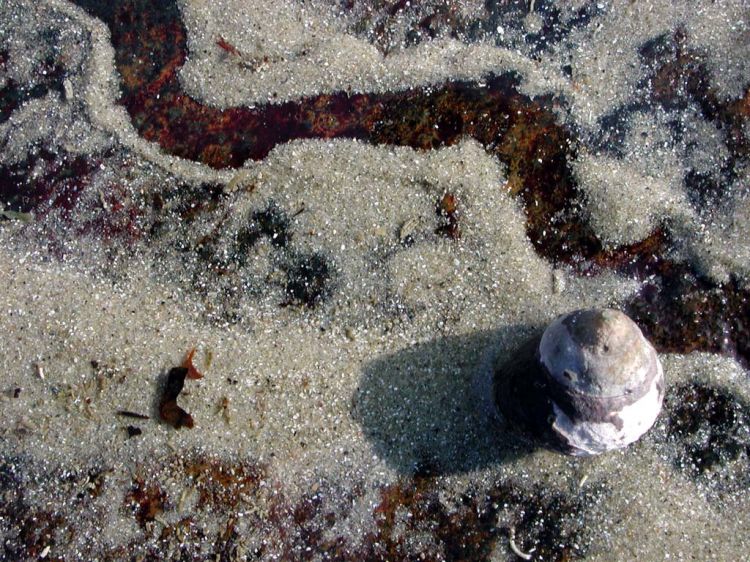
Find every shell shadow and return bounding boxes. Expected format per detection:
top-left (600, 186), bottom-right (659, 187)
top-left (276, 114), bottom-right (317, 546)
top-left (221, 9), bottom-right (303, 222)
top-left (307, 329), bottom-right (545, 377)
top-left (351, 324), bottom-right (543, 475)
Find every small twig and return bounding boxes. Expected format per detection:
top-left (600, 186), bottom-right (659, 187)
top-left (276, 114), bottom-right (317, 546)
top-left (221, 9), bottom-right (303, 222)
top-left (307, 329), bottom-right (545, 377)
top-left (117, 410), bottom-right (150, 420)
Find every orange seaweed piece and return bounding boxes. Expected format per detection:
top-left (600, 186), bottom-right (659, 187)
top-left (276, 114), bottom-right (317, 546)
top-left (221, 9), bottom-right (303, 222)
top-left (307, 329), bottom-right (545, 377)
top-left (183, 348), bottom-right (204, 380)
top-left (217, 36), bottom-right (241, 57)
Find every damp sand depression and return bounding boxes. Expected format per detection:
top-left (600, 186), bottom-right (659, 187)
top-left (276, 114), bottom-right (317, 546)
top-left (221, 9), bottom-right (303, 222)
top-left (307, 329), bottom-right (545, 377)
top-left (1, 0), bottom-right (749, 560)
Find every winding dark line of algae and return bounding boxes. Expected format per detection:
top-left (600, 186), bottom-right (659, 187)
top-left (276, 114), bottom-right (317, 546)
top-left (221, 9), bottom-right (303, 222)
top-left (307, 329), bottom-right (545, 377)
top-left (66, 0), bottom-right (750, 368)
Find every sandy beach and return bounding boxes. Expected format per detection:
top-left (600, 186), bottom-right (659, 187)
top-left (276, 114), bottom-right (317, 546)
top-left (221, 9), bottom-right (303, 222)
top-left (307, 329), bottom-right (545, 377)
top-left (1, 1), bottom-right (749, 560)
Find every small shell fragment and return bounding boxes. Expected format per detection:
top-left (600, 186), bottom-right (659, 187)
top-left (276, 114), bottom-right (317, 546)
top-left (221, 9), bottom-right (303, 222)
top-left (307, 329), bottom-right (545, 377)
top-left (63, 78), bottom-right (74, 101)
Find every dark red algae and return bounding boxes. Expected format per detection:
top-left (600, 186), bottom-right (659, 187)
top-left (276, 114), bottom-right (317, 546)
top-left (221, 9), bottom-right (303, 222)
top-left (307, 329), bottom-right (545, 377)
top-left (69, 0), bottom-right (588, 259)
top-left (2, 451), bottom-right (608, 561)
top-left (0, 150), bottom-right (97, 217)
top-left (63, 0), bottom-right (750, 369)
top-left (0, 49), bottom-right (67, 124)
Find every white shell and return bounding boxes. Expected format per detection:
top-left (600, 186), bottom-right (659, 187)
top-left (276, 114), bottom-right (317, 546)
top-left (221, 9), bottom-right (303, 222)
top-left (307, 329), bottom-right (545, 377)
top-left (539, 308), bottom-right (664, 455)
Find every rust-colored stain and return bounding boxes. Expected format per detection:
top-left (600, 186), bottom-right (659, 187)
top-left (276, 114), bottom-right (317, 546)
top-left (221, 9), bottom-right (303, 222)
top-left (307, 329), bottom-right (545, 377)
top-left (183, 456), bottom-right (263, 510)
top-left (124, 477), bottom-right (167, 527)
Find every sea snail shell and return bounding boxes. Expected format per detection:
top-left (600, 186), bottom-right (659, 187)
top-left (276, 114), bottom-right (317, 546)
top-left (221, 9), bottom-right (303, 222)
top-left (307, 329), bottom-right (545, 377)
top-left (493, 308), bottom-right (664, 456)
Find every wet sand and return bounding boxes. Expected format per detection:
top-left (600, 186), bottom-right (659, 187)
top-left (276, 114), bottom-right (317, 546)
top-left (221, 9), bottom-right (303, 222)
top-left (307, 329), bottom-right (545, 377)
top-left (1, 1), bottom-right (749, 560)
